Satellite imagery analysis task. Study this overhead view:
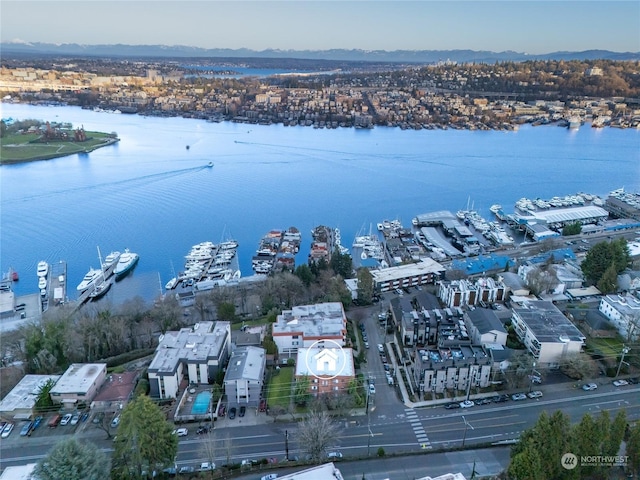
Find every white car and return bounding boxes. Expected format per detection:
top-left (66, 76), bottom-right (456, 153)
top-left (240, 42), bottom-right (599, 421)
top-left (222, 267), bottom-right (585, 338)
top-left (327, 451), bottom-right (343, 459)
top-left (459, 400), bottom-right (474, 408)
top-left (511, 393), bottom-right (527, 401)
top-left (369, 384), bottom-right (376, 395)
top-left (173, 428), bottom-right (188, 437)
top-left (110, 415), bottom-right (120, 428)
top-left (1, 423), bottom-right (14, 438)
top-left (60, 414), bottom-right (73, 426)
top-left (70, 414), bottom-right (80, 425)
top-left (582, 383), bottom-right (598, 391)
top-left (613, 379), bottom-right (629, 387)
top-left (261, 475), bottom-right (278, 480)
top-left (199, 462), bottom-right (215, 471)
top-left (377, 344), bottom-right (384, 354)
top-left (527, 390), bottom-right (543, 399)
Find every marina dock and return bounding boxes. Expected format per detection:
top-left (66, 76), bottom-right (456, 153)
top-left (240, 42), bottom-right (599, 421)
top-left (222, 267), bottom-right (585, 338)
top-left (46, 260), bottom-right (68, 310)
top-left (76, 261), bottom-right (117, 306)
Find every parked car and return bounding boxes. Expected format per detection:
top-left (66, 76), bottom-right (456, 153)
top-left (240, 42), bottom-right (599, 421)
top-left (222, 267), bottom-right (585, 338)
top-left (239, 406), bottom-right (246, 417)
top-left (110, 415), bottom-right (120, 428)
top-left (31, 416), bottom-right (43, 431)
top-left (199, 462), bottom-right (215, 471)
top-left (261, 474), bottom-right (278, 480)
top-left (196, 425), bottom-right (210, 434)
top-left (60, 414), bottom-right (73, 426)
top-left (613, 379), bottom-right (629, 387)
top-left (218, 404), bottom-right (226, 417)
top-left (1, 423), bottom-right (14, 438)
top-left (474, 398), bottom-right (492, 405)
top-left (228, 407), bottom-right (237, 419)
top-left (173, 428), bottom-right (188, 437)
top-left (364, 341), bottom-right (370, 349)
top-left (70, 414), bottom-right (80, 425)
top-left (493, 394), bottom-right (510, 403)
top-left (459, 400), bottom-right (474, 408)
top-left (369, 384), bottom-right (376, 395)
top-left (327, 451), bottom-right (343, 459)
top-left (628, 377), bottom-right (639, 385)
top-left (178, 466), bottom-right (195, 474)
top-left (527, 391), bottom-right (543, 399)
top-left (377, 344), bottom-right (384, 354)
top-left (445, 402), bottom-right (461, 410)
top-left (19, 422), bottom-right (33, 437)
top-left (582, 383), bottom-right (598, 391)
top-left (511, 393), bottom-right (527, 401)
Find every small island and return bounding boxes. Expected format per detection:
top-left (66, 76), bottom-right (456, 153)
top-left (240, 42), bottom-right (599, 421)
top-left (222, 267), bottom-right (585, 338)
top-left (0, 119), bottom-right (119, 164)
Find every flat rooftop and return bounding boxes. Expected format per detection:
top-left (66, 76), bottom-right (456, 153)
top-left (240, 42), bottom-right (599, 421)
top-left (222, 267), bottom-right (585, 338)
top-left (274, 303), bottom-right (346, 338)
top-left (50, 363), bottom-right (106, 395)
top-left (513, 300), bottom-right (585, 344)
top-left (149, 321), bottom-right (230, 374)
top-left (370, 258), bottom-right (446, 283)
top-left (225, 346), bottom-right (265, 382)
top-left (295, 347), bottom-right (354, 378)
top-left (0, 374), bottom-right (60, 415)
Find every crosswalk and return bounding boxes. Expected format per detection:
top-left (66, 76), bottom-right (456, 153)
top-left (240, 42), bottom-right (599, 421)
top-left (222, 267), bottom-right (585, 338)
top-left (405, 408), bottom-right (431, 449)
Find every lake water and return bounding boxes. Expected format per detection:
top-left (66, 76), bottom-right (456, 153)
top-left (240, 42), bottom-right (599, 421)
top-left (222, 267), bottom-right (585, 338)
top-left (1, 103), bottom-right (639, 303)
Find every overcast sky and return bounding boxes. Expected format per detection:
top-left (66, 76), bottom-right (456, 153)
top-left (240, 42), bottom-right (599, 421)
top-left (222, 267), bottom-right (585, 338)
top-left (2, 1), bottom-right (639, 54)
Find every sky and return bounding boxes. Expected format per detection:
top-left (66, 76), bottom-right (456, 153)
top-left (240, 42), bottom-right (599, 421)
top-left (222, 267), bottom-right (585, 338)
top-left (1, 1), bottom-right (639, 54)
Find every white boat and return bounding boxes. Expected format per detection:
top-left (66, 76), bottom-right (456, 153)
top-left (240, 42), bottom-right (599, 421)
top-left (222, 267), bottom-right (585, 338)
top-left (489, 204), bottom-right (502, 214)
top-left (89, 277), bottom-right (112, 300)
top-left (114, 249), bottom-right (139, 279)
top-left (36, 261), bottom-right (48, 278)
top-left (165, 277), bottom-right (178, 290)
top-left (38, 276), bottom-right (47, 290)
top-left (102, 251), bottom-right (121, 269)
top-left (77, 267), bottom-right (102, 292)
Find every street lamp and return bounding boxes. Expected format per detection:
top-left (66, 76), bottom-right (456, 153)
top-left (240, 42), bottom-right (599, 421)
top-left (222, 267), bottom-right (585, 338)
top-left (528, 362), bottom-right (537, 393)
top-left (461, 415), bottom-right (474, 448)
top-left (616, 346), bottom-right (630, 378)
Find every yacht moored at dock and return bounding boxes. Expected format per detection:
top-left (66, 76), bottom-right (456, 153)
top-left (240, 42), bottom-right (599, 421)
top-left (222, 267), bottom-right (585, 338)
top-left (76, 267), bottom-right (102, 292)
top-left (114, 249), bottom-right (139, 280)
top-left (36, 261), bottom-right (49, 278)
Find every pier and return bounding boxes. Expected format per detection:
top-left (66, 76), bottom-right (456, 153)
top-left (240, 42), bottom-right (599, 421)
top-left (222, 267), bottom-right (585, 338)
top-left (76, 261), bottom-right (117, 306)
top-left (46, 260), bottom-right (68, 310)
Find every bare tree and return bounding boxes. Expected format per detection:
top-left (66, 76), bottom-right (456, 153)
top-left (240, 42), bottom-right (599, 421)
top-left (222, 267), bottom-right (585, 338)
top-left (199, 431), bottom-right (217, 478)
top-left (296, 410), bottom-right (341, 464)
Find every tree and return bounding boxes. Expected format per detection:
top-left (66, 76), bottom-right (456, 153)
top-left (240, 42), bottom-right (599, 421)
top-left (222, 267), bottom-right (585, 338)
top-left (296, 410), bottom-right (341, 464)
top-left (356, 267), bottom-right (374, 305)
top-left (216, 302), bottom-right (236, 322)
top-left (581, 239), bottom-right (629, 285)
top-left (508, 443), bottom-right (545, 480)
top-left (34, 378), bottom-right (56, 412)
top-left (295, 264), bottom-right (314, 287)
top-left (294, 374), bottom-right (311, 406)
top-left (597, 263), bottom-right (618, 294)
top-left (503, 351), bottom-right (535, 388)
top-left (34, 437), bottom-right (110, 480)
top-left (111, 396), bottom-right (178, 479)
top-left (627, 421), bottom-right (640, 479)
top-left (559, 352), bottom-right (598, 380)
top-left (330, 248), bottom-right (352, 279)
top-left (562, 222), bottom-right (582, 236)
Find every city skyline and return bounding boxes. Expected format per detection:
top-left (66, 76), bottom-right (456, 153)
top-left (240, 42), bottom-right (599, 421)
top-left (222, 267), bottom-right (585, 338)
top-left (1, 1), bottom-right (639, 55)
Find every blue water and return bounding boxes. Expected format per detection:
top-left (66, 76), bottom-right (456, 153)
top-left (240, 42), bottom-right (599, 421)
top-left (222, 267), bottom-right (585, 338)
top-left (191, 391), bottom-right (211, 415)
top-left (1, 103), bottom-right (639, 303)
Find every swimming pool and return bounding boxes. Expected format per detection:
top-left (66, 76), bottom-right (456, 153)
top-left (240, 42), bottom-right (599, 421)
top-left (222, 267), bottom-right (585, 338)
top-left (191, 391), bottom-right (211, 415)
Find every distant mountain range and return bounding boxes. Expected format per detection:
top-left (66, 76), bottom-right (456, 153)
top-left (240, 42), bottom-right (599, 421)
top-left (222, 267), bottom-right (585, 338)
top-left (2, 41), bottom-right (638, 63)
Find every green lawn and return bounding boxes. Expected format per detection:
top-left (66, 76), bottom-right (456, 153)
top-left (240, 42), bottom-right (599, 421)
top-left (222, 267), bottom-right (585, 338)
top-left (266, 366), bottom-right (293, 409)
top-left (586, 337), bottom-right (624, 358)
top-left (1, 131), bottom-right (117, 163)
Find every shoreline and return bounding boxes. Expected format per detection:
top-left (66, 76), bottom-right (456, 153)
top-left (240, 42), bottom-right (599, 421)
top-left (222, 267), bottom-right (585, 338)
top-left (0, 135), bottom-right (120, 165)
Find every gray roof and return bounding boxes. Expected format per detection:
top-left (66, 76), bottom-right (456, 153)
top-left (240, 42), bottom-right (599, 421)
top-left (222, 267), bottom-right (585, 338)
top-left (0, 375), bottom-right (60, 414)
top-left (224, 346), bottom-right (265, 382)
top-left (274, 302), bottom-right (346, 338)
top-left (513, 300), bottom-right (585, 344)
top-left (149, 321), bottom-right (230, 374)
top-left (49, 364), bottom-right (106, 395)
top-left (466, 308), bottom-right (507, 335)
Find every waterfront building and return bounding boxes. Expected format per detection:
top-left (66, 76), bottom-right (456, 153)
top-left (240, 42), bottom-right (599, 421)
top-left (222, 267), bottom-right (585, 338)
top-left (370, 258), bottom-right (446, 293)
top-left (148, 321), bottom-right (231, 399)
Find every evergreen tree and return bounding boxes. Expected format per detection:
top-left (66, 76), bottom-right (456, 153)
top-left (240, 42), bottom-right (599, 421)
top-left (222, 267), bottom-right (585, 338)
top-left (596, 263), bottom-right (618, 293)
top-left (356, 267), bottom-right (374, 304)
top-left (627, 421), bottom-right (640, 477)
top-left (508, 444), bottom-right (545, 480)
top-left (295, 263), bottom-right (314, 287)
top-left (34, 437), bottom-right (110, 480)
top-left (111, 396), bottom-right (178, 479)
